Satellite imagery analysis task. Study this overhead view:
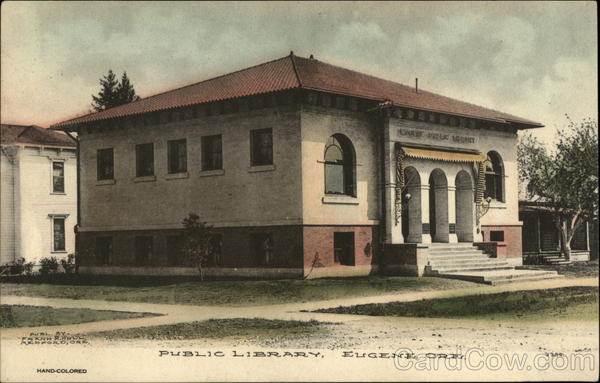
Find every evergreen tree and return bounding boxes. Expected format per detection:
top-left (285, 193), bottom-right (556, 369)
top-left (116, 71), bottom-right (139, 105)
top-left (91, 69), bottom-right (120, 112)
top-left (91, 70), bottom-right (140, 112)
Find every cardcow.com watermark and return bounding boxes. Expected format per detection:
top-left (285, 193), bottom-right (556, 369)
top-left (389, 347), bottom-right (596, 372)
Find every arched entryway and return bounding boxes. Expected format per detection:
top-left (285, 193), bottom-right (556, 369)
top-left (429, 169), bottom-right (449, 242)
top-left (402, 166), bottom-right (422, 243)
top-left (455, 170), bottom-right (474, 242)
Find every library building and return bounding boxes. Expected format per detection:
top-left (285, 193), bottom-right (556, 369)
top-left (52, 52), bottom-right (545, 280)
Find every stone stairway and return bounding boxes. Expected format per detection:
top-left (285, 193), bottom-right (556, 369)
top-left (425, 243), bottom-right (562, 285)
top-left (538, 252), bottom-right (571, 265)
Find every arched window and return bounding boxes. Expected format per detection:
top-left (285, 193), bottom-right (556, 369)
top-left (324, 134), bottom-right (356, 196)
top-left (484, 151), bottom-right (504, 202)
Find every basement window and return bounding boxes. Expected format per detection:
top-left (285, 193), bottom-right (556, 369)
top-left (490, 231), bottom-right (505, 242)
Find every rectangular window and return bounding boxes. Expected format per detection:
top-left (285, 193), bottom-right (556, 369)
top-left (250, 128), bottom-right (273, 166)
top-left (136, 143), bottom-right (154, 177)
top-left (210, 234), bottom-right (223, 266)
top-left (168, 139), bottom-right (187, 174)
top-left (251, 233), bottom-right (274, 266)
top-left (135, 236), bottom-right (153, 266)
top-left (52, 161), bottom-right (65, 193)
top-left (96, 237), bottom-right (112, 266)
top-left (201, 135), bottom-right (223, 171)
top-left (166, 235), bottom-right (183, 266)
top-left (333, 232), bottom-right (355, 266)
top-left (97, 148), bottom-right (114, 180)
top-left (52, 218), bottom-right (66, 252)
top-left (490, 231), bottom-right (505, 242)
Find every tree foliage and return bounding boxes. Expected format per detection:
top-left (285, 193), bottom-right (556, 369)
top-left (518, 117), bottom-right (598, 258)
top-left (181, 213), bottom-right (215, 280)
top-left (91, 70), bottom-right (140, 112)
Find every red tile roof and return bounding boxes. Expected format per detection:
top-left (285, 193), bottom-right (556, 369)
top-left (52, 53), bottom-right (542, 129)
top-left (1, 124), bottom-right (76, 147)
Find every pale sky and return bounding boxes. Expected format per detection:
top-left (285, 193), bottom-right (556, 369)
top-left (1, 1), bottom-right (597, 144)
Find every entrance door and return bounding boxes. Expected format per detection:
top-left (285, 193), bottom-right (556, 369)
top-left (334, 232), bottom-right (355, 266)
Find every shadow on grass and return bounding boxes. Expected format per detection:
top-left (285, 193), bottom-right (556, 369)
top-left (315, 286), bottom-right (599, 321)
top-left (1, 304), bottom-right (161, 328)
top-left (91, 318), bottom-right (337, 340)
top-left (0, 275), bottom-right (475, 306)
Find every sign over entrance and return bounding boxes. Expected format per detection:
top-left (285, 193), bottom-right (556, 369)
top-left (397, 128), bottom-right (476, 144)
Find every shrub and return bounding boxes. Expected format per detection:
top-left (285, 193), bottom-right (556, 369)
top-left (60, 254), bottom-right (76, 274)
top-left (22, 261), bottom-right (34, 275)
top-left (0, 258), bottom-right (34, 276)
top-left (39, 257), bottom-right (60, 275)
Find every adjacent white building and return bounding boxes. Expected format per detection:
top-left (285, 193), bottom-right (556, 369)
top-left (1, 124), bottom-right (77, 265)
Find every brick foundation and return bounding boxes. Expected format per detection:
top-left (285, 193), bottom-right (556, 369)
top-left (77, 226), bottom-right (304, 270)
top-left (302, 225), bottom-right (379, 276)
top-left (77, 224), bottom-right (379, 277)
top-left (481, 224), bottom-right (522, 265)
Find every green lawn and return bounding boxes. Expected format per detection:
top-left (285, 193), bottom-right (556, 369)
top-left (92, 318), bottom-right (331, 340)
top-left (0, 276), bottom-right (475, 306)
top-left (0, 304), bottom-right (159, 328)
top-left (316, 286), bottom-right (599, 321)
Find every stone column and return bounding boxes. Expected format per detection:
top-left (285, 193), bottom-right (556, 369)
top-left (406, 183), bottom-right (422, 243)
top-left (447, 185), bottom-right (458, 243)
top-left (420, 184), bottom-right (432, 244)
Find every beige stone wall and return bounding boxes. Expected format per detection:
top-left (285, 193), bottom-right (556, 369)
top-left (79, 105), bottom-right (303, 231)
top-left (300, 105), bottom-right (380, 226)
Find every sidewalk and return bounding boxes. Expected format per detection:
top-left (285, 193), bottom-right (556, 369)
top-left (1, 276), bottom-right (597, 339)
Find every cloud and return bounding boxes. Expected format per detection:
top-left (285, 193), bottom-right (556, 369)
top-left (0, 1), bottom-right (596, 143)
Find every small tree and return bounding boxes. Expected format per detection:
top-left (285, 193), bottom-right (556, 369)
top-left (181, 213), bottom-right (214, 281)
top-left (518, 117), bottom-right (598, 260)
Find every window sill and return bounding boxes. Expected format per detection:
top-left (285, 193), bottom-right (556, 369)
top-left (165, 172), bottom-right (189, 180)
top-left (51, 251), bottom-right (68, 254)
top-left (199, 169), bottom-right (225, 177)
top-left (488, 201), bottom-right (507, 209)
top-left (50, 192), bottom-right (66, 195)
top-left (248, 164), bottom-right (276, 173)
top-left (134, 175), bottom-right (156, 183)
top-left (322, 195), bottom-right (359, 205)
top-left (96, 179), bottom-right (116, 186)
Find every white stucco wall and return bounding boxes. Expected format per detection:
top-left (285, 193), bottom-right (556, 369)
top-left (1, 148), bottom-right (17, 264)
top-left (1, 145), bottom-right (77, 264)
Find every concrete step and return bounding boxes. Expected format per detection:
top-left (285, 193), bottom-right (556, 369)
top-left (433, 269), bottom-right (562, 285)
top-left (428, 257), bottom-right (506, 264)
top-left (428, 247), bottom-right (485, 254)
top-left (429, 265), bottom-right (515, 273)
top-left (428, 259), bottom-right (510, 267)
top-left (428, 253), bottom-right (490, 260)
top-left (429, 264), bottom-right (511, 272)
